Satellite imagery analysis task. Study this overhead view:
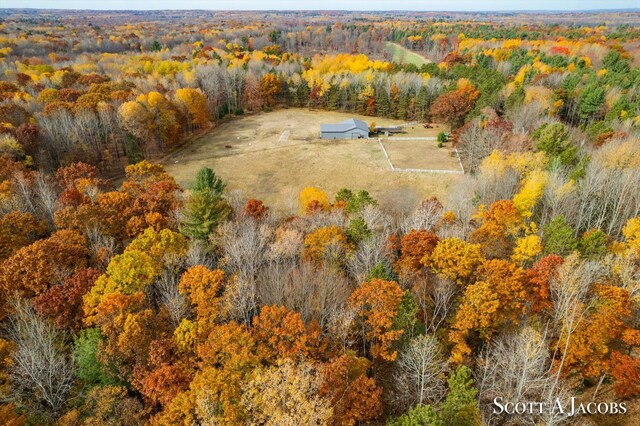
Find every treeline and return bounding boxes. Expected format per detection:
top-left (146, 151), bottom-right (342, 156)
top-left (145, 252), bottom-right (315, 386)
top-left (2, 11), bottom-right (640, 176)
top-left (0, 54), bottom-right (446, 171)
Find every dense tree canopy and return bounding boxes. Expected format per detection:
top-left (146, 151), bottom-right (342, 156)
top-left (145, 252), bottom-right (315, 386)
top-left (0, 8), bottom-right (640, 425)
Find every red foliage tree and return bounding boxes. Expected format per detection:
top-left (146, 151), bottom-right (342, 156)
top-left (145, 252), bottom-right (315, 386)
top-left (429, 85), bottom-right (480, 129)
top-left (244, 199), bottom-right (269, 220)
top-left (34, 267), bottom-right (100, 331)
top-left (394, 229), bottom-right (439, 277)
top-left (610, 351), bottom-right (640, 398)
top-left (524, 255), bottom-right (564, 313)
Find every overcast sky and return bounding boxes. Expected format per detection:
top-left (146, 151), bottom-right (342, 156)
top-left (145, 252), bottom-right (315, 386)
top-left (1, 1), bottom-right (636, 11)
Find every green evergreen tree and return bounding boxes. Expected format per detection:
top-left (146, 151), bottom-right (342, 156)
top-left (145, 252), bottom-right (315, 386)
top-left (416, 86), bottom-right (431, 120)
top-left (366, 261), bottom-right (397, 282)
top-left (578, 84), bottom-right (605, 123)
top-left (439, 366), bottom-right (481, 426)
top-left (543, 216), bottom-right (578, 256)
top-left (346, 217), bottom-right (371, 245)
top-left (393, 291), bottom-right (422, 345)
top-left (387, 404), bottom-right (441, 426)
top-left (376, 88), bottom-right (392, 117)
top-left (192, 167), bottom-right (225, 197)
top-left (179, 190), bottom-right (230, 240)
top-left (578, 229), bottom-right (608, 260)
top-left (335, 188), bottom-right (354, 203)
top-left (345, 190), bottom-right (377, 214)
top-left (533, 123), bottom-right (570, 158)
top-left (73, 328), bottom-right (117, 388)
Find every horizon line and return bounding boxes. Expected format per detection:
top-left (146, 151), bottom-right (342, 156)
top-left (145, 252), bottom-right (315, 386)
top-left (2, 7), bottom-right (640, 13)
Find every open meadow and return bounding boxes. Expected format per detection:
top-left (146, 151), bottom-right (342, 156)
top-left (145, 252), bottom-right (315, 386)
top-left (163, 108), bottom-right (461, 210)
top-left (385, 42), bottom-right (432, 66)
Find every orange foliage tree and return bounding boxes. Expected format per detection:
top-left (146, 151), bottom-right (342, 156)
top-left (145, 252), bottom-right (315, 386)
top-left (252, 305), bottom-right (310, 361)
top-left (394, 229), bottom-right (439, 278)
top-left (34, 267), bottom-right (101, 332)
top-left (429, 84), bottom-right (480, 129)
top-left (260, 73), bottom-right (281, 107)
top-left (610, 351), bottom-right (640, 398)
top-left (54, 161), bottom-right (180, 240)
top-left (556, 284), bottom-right (636, 380)
top-left (159, 321), bottom-right (261, 425)
top-left (0, 211), bottom-right (47, 261)
top-left (320, 353), bottom-right (383, 425)
top-left (0, 230), bottom-right (89, 313)
top-left (244, 198), bottom-right (268, 220)
top-left (174, 88), bottom-right (210, 129)
top-left (449, 259), bottom-right (527, 363)
top-left (523, 254), bottom-right (564, 313)
top-left (349, 279), bottom-right (404, 361)
top-left (470, 200), bottom-right (523, 259)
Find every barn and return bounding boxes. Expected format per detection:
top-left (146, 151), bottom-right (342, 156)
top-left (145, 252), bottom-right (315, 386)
top-left (320, 118), bottom-right (370, 139)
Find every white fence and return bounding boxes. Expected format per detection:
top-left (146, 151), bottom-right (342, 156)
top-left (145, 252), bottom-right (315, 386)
top-left (386, 137), bottom-right (436, 141)
top-left (392, 167), bottom-right (464, 174)
top-left (377, 138), bottom-right (395, 170)
top-left (377, 138), bottom-right (464, 174)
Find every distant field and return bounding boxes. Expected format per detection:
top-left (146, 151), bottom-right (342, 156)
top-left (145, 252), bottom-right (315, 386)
top-left (386, 42), bottom-right (431, 66)
top-left (163, 108), bottom-right (460, 211)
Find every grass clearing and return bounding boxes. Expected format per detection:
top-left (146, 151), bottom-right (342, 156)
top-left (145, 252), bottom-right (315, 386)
top-left (385, 42), bottom-right (431, 67)
top-left (382, 138), bottom-right (462, 171)
top-left (163, 108), bottom-right (461, 211)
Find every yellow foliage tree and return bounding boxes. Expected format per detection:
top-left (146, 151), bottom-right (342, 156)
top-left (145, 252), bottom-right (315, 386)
top-left (178, 266), bottom-right (225, 327)
top-left (174, 88), bottom-right (210, 129)
top-left (126, 227), bottom-right (188, 267)
top-left (424, 238), bottom-right (484, 284)
top-left (299, 187), bottom-right (330, 213)
top-left (241, 359), bottom-right (333, 425)
top-left (513, 169), bottom-right (547, 218)
top-left (622, 217), bottom-right (640, 256)
top-left (83, 250), bottom-right (158, 326)
top-left (303, 225), bottom-right (351, 264)
top-left (511, 234), bottom-right (543, 265)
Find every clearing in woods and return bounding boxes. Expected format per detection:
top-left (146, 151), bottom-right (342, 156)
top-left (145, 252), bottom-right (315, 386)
top-left (163, 108), bottom-right (461, 210)
top-left (385, 42), bottom-right (432, 67)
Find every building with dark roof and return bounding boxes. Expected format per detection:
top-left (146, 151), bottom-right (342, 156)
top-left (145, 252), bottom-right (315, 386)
top-left (320, 118), bottom-right (370, 139)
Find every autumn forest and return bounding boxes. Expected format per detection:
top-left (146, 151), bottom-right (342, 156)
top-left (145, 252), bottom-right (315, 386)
top-left (0, 7), bottom-right (640, 426)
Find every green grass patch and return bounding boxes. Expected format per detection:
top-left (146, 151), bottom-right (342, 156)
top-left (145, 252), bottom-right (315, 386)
top-left (385, 42), bottom-right (431, 67)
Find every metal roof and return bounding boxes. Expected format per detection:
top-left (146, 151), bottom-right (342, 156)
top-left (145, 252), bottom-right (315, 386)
top-left (320, 118), bottom-right (369, 133)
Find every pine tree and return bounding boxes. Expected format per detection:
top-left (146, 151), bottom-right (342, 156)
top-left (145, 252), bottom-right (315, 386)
top-left (439, 366), bottom-right (481, 426)
top-left (543, 216), bottom-right (577, 256)
top-left (578, 84), bottom-right (605, 123)
top-left (181, 167), bottom-right (229, 240)
top-left (387, 404), bottom-right (441, 426)
top-left (192, 167), bottom-right (225, 197)
top-left (179, 190), bottom-right (230, 240)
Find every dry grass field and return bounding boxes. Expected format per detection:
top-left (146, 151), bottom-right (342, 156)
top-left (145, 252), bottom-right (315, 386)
top-left (163, 108), bottom-right (461, 210)
top-left (383, 138), bottom-right (462, 171)
top-left (377, 121), bottom-right (461, 172)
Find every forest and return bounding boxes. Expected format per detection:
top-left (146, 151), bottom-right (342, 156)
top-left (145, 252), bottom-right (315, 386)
top-left (0, 8), bottom-right (639, 425)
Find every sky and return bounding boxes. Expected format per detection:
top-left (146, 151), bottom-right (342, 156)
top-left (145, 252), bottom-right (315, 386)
top-left (1, 1), bottom-right (636, 11)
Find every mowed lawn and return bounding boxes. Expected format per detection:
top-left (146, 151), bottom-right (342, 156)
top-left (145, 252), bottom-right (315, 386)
top-left (385, 42), bottom-right (431, 67)
top-left (163, 108), bottom-right (460, 211)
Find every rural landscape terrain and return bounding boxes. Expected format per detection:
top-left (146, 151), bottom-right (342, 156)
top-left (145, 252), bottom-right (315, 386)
top-left (0, 6), bottom-right (639, 426)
